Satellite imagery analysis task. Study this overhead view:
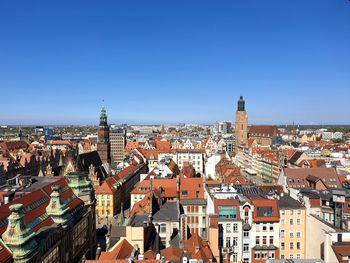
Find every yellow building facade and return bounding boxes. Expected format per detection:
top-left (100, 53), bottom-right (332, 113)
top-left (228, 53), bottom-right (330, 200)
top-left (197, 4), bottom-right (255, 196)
top-left (279, 195), bottom-right (306, 260)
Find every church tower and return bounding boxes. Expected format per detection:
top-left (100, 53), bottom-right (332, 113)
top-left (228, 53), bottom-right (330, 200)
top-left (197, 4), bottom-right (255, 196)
top-left (235, 96), bottom-right (248, 152)
top-left (97, 106), bottom-right (111, 165)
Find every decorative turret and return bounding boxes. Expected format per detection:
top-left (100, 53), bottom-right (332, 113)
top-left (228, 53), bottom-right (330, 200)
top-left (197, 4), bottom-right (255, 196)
top-left (67, 172), bottom-right (95, 205)
top-left (2, 204), bottom-right (38, 262)
top-left (46, 186), bottom-right (72, 226)
top-left (88, 164), bottom-right (99, 188)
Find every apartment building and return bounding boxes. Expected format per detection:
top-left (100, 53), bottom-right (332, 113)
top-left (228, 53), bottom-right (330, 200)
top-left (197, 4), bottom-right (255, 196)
top-left (278, 194), bottom-right (306, 260)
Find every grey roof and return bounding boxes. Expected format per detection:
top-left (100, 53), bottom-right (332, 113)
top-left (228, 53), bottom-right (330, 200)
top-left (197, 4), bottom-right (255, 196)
top-left (153, 202), bottom-right (179, 222)
top-left (169, 233), bottom-right (181, 248)
top-left (129, 214), bottom-right (150, 227)
top-left (279, 194), bottom-right (305, 209)
top-left (180, 199), bottom-right (207, 205)
top-left (289, 151), bottom-right (303, 164)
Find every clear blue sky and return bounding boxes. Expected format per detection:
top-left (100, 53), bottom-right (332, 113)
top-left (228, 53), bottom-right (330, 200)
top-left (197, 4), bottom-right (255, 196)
top-left (0, 1), bottom-right (349, 125)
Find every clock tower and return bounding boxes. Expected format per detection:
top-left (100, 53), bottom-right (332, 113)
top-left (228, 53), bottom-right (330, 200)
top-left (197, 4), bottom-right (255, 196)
top-left (97, 106), bottom-right (111, 166)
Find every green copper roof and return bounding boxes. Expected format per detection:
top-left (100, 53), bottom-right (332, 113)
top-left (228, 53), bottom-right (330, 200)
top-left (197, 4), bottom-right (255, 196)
top-left (46, 186), bottom-right (71, 226)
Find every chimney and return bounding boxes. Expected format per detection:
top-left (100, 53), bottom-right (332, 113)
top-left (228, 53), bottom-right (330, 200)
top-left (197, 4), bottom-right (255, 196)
top-left (2, 204), bottom-right (38, 261)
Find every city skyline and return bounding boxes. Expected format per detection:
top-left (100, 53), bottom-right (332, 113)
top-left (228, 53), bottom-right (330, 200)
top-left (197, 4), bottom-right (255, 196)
top-left (1, 1), bottom-right (350, 125)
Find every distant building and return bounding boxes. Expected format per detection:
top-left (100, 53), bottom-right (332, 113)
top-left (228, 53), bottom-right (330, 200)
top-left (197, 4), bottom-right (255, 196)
top-left (110, 128), bottom-right (126, 166)
top-left (235, 96), bottom-right (248, 152)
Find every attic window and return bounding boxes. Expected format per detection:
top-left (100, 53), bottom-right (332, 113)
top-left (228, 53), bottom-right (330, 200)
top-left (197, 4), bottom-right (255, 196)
top-left (257, 207), bottom-right (273, 217)
top-left (181, 190), bottom-right (188, 197)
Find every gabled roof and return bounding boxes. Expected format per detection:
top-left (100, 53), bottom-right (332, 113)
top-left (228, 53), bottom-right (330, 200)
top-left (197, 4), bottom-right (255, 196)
top-left (99, 239), bottom-right (134, 260)
top-left (249, 125), bottom-right (278, 137)
top-left (283, 167), bottom-right (341, 189)
top-left (160, 246), bottom-right (183, 261)
top-left (183, 233), bottom-right (214, 263)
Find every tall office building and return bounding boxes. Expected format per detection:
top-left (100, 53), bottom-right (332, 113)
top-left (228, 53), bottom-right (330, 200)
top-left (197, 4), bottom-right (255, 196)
top-left (235, 96), bottom-right (248, 152)
top-left (97, 107), bottom-right (111, 165)
top-left (110, 128), bottom-right (126, 166)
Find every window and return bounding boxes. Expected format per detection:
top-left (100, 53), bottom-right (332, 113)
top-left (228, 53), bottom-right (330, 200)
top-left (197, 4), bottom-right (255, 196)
top-left (182, 191), bottom-right (188, 197)
top-left (281, 219), bottom-right (285, 225)
top-left (262, 251), bottom-right (267, 259)
top-left (243, 244), bottom-right (249, 252)
top-left (257, 207), bottom-right (273, 217)
top-left (226, 224), bottom-right (231, 233)
top-left (160, 224), bottom-right (166, 233)
top-left (269, 251), bottom-right (275, 259)
top-left (290, 242), bottom-right (294, 250)
top-left (280, 230), bottom-right (285, 238)
top-left (254, 252), bottom-right (261, 259)
top-left (262, 225), bottom-right (267, 232)
top-left (269, 225), bottom-right (274, 231)
top-left (281, 210), bottom-right (285, 215)
top-left (233, 237), bottom-right (238, 247)
top-left (290, 231), bottom-right (294, 238)
top-left (269, 236), bottom-right (274, 244)
top-left (281, 254), bottom-right (285, 259)
top-left (225, 237), bottom-right (231, 247)
top-left (233, 223), bottom-right (238, 232)
top-left (297, 209), bottom-right (301, 215)
top-left (290, 254), bottom-right (294, 259)
top-left (297, 242), bottom-right (301, 250)
top-left (256, 236), bottom-right (260, 245)
top-left (290, 219), bottom-right (294, 225)
top-left (290, 210), bottom-right (294, 215)
top-left (296, 231), bottom-right (301, 238)
top-left (243, 231), bottom-right (249, 238)
top-left (297, 254), bottom-right (301, 259)
top-left (281, 242), bottom-right (285, 250)
top-left (263, 236), bottom-right (267, 245)
top-left (297, 218), bottom-right (301, 225)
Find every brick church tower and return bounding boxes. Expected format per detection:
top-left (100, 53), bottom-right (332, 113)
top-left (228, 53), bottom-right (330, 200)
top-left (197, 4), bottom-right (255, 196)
top-left (97, 107), bottom-right (111, 165)
top-left (235, 96), bottom-right (248, 152)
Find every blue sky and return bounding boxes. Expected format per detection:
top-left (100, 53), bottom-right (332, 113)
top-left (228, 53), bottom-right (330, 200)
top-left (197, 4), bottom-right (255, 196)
top-left (0, 1), bottom-right (349, 125)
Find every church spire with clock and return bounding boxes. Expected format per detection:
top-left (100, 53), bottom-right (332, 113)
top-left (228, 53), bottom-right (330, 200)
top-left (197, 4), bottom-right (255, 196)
top-left (97, 106), bottom-right (111, 166)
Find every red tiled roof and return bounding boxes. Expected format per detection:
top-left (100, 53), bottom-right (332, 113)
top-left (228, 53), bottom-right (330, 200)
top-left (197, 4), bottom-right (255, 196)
top-left (183, 233), bottom-right (214, 263)
top-left (251, 199), bottom-right (279, 222)
top-left (249, 125), bottom-right (278, 137)
top-left (161, 246), bottom-right (183, 260)
top-left (99, 239), bottom-right (134, 260)
top-left (179, 177), bottom-right (204, 200)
